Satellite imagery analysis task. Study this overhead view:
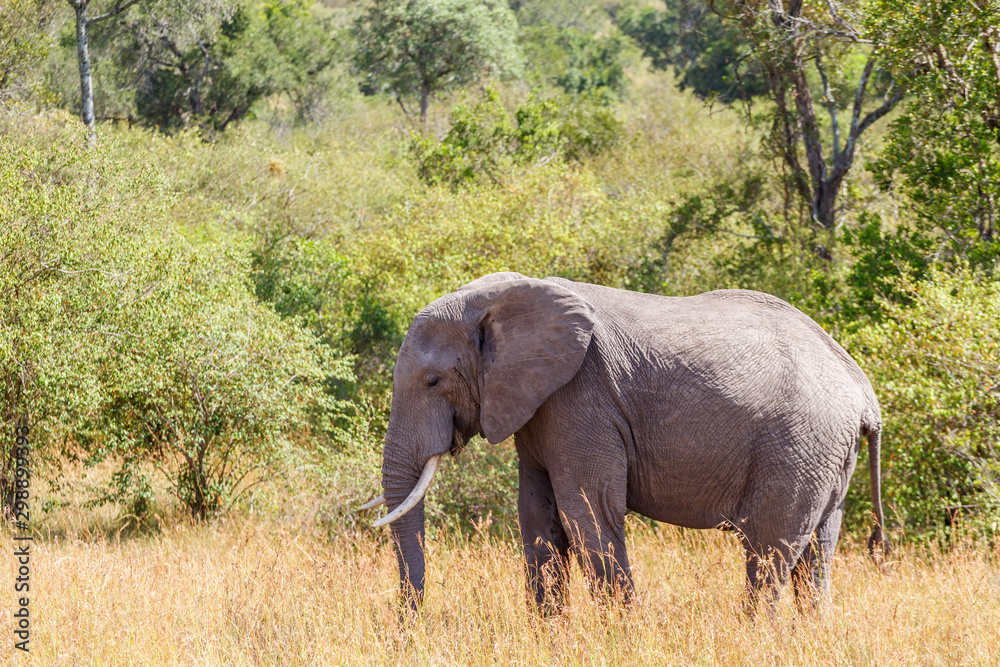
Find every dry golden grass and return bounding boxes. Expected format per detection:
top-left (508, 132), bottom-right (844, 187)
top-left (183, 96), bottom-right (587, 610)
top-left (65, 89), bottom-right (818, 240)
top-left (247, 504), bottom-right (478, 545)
top-left (3, 514), bottom-right (999, 666)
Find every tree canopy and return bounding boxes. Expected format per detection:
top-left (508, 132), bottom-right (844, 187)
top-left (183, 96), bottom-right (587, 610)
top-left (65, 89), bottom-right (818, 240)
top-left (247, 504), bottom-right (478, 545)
top-left (351, 0), bottom-right (522, 122)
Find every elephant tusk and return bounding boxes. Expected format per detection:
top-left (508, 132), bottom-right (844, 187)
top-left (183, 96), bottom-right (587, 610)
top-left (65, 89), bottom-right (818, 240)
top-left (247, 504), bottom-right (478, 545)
top-left (360, 494), bottom-right (385, 510)
top-left (373, 455), bottom-right (441, 528)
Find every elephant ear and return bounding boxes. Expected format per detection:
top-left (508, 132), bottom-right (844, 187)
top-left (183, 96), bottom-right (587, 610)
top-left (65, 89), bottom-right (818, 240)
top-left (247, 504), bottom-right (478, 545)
top-left (467, 277), bottom-right (596, 444)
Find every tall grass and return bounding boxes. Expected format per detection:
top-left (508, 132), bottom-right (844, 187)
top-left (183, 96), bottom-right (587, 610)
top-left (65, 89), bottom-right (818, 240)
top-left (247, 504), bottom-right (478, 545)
top-left (5, 515), bottom-right (997, 665)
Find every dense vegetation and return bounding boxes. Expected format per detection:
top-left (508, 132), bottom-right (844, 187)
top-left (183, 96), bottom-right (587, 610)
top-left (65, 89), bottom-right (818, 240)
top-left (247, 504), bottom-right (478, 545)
top-left (2, 0), bottom-right (998, 549)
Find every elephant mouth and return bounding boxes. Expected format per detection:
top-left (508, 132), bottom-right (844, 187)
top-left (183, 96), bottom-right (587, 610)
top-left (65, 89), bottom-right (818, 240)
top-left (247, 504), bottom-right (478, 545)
top-left (449, 427), bottom-right (470, 456)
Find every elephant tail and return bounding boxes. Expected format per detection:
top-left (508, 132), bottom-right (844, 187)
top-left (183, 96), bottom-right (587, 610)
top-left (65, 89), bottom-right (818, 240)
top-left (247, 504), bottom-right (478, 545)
top-left (863, 422), bottom-right (891, 561)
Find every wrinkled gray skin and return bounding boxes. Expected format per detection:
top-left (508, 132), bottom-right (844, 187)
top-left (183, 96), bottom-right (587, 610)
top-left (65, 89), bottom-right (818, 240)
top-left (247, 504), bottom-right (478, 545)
top-left (379, 272), bottom-right (887, 613)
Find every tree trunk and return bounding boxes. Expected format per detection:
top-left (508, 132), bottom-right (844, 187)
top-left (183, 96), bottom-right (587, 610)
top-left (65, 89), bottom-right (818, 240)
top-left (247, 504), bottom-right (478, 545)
top-left (814, 175), bottom-right (843, 230)
top-left (419, 80), bottom-right (430, 125)
top-left (73, 1), bottom-right (96, 145)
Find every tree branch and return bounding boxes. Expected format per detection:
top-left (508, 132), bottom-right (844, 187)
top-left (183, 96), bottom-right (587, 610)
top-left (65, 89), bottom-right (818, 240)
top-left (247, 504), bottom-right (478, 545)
top-left (393, 93), bottom-right (412, 121)
top-left (843, 55), bottom-right (875, 160)
top-left (933, 43), bottom-right (970, 101)
top-left (824, 0), bottom-right (862, 40)
top-left (815, 51), bottom-right (841, 160)
top-left (88, 0), bottom-right (141, 25)
top-left (857, 85), bottom-right (904, 137)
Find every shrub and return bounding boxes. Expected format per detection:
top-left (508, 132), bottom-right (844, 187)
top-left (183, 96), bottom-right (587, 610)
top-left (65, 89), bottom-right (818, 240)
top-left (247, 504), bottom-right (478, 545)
top-left (251, 235), bottom-right (404, 392)
top-left (844, 270), bottom-right (1000, 540)
top-left (0, 115), bottom-right (352, 519)
top-left (839, 212), bottom-right (935, 322)
top-left (410, 87), bottom-right (624, 187)
top-left (78, 240), bottom-right (350, 519)
top-left (0, 0), bottom-right (53, 102)
top-left (520, 23), bottom-right (634, 102)
top-left (0, 119), bottom-right (172, 513)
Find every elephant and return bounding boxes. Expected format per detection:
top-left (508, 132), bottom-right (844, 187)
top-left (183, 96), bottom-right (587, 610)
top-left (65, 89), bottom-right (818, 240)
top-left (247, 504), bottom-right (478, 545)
top-left (361, 272), bottom-right (888, 613)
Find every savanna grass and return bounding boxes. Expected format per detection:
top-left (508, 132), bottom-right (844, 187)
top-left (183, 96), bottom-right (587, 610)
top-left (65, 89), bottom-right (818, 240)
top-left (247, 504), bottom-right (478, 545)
top-left (4, 515), bottom-right (997, 665)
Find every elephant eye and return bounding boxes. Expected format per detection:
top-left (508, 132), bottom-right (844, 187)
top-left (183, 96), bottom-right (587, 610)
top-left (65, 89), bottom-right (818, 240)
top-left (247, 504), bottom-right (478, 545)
top-left (426, 376), bottom-right (439, 388)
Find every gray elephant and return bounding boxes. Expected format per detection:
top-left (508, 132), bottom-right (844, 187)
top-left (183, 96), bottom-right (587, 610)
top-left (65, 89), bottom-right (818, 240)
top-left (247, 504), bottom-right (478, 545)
top-left (361, 272), bottom-right (888, 612)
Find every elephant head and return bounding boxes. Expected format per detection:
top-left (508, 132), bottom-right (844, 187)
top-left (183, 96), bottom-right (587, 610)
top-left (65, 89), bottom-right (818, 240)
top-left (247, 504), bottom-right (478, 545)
top-left (361, 273), bottom-right (596, 605)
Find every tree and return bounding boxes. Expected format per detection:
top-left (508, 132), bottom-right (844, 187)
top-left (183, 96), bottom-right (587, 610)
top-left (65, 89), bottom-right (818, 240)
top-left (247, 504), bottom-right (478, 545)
top-left (352, 0), bottom-right (522, 123)
top-left (867, 0), bottom-right (1000, 268)
top-left (617, 0), bottom-right (767, 102)
top-left (65, 0), bottom-right (143, 143)
top-left (520, 24), bottom-right (633, 102)
top-left (711, 1), bottom-right (903, 229)
top-left (129, 0), bottom-right (341, 132)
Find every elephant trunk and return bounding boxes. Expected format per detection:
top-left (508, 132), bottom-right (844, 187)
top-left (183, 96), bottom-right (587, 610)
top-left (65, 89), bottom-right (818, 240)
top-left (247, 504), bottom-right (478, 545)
top-left (381, 438), bottom-right (430, 608)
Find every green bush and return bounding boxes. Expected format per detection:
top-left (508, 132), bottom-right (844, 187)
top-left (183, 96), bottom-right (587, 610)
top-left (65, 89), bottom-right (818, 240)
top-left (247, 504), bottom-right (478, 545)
top-left (844, 270), bottom-right (1000, 540)
top-left (839, 213), bottom-right (935, 322)
top-left (520, 23), bottom-right (634, 102)
top-left (79, 240), bottom-right (351, 519)
top-left (0, 118), bottom-right (172, 512)
top-left (0, 115), bottom-right (353, 519)
top-left (410, 88), bottom-right (624, 187)
top-left (0, 0), bottom-right (52, 102)
top-left (251, 234), bottom-right (404, 392)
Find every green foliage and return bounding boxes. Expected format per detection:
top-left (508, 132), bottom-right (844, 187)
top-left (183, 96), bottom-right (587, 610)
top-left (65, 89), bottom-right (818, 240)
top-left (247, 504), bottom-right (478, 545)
top-left (0, 115), bottom-right (350, 519)
top-left (866, 0), bottom-right (1000, 270)
top-left (628, 170), bottom-right (768, 293)
top-left (129, 0), bottom-right (342, 132)
top-left (47, 0), bottom-right (344, 132)
top-left (410, 87), bottom-right (624, 187)
top-left (0, 0), bottom-right (53, 101)
top-left (8, 0), bottom-right (1000, 545)
top-left (250, 234), bottom-right (403, 391)
top-left (839, 213), bottom-right (934, 321)
top-left (0, 119), bottom-right (173, 509)
top-left (351, 0), bottom-right (522, 120)
top-left (79, 240), bottom-right (349, 519)
top-left (520, 23), bottom-right (633, 102)
top-left (844, 270), bottom-right (1000, 539)
top-left (349, 159), bottom-right (650, 313)
top-left (617, 0), bottom-right (766, 101)
top-left (428, 438), bottom-right (518, 536)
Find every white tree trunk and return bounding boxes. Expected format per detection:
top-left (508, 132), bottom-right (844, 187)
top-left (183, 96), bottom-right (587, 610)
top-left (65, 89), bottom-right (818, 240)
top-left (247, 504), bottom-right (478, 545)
top-left (73, 0), bottom-right (96, 145)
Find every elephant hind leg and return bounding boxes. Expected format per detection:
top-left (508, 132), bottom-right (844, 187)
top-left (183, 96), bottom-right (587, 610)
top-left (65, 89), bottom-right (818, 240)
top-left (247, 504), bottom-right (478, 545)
top-left (741, 532), bottom-right (810, 618)
top-left (792, 503), bottom-right (844, 612)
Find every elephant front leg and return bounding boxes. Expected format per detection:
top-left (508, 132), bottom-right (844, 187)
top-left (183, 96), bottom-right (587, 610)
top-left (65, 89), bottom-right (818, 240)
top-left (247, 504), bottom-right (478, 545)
top-left (562, 503), bottom-right (634, 603)
top-left (518, 464), bottom-right (570, 614)
top-left (552, 465), bottom-right (634, 603)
